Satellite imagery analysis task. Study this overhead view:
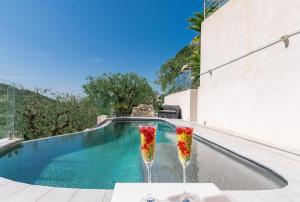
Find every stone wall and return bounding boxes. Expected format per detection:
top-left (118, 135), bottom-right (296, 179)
top-left (131, 104), bottom-right (155, 117)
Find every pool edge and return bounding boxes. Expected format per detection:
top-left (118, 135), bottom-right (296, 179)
top-left (0, 117), bottom-right (300, 202)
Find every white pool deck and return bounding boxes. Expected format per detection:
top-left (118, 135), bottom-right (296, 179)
top-left (111, 183), bottom-right (231, 202)
top-left (0, 118), bottom-right (299, 202)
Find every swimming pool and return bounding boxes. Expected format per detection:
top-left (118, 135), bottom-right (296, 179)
top-left (0, 120), bottom-right (286, 190)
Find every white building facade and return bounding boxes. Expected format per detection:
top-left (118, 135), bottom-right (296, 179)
top-left (198, 0), bottom-right (300, 155)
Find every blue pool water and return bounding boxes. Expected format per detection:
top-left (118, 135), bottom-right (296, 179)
top-left (0, 121), bottom-right (286, 190)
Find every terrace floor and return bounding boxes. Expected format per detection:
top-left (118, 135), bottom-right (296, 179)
top-left (167, 119), bottom-right (300, 202)
top-left (0, 118), bottom-right (299, 202)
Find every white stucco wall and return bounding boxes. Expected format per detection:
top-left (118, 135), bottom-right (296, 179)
top-left (199, 0), bottom-right (300, 154)
top-left (164, 89), bottom-right (198, 121)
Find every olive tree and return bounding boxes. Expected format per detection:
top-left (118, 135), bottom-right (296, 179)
top-left (83, 73), bottom-right (158, 116)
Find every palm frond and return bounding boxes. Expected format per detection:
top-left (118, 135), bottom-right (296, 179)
top-left (188, 12), bottom-right (204, 43)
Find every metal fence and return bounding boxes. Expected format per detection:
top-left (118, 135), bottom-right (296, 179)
top-left (204, 0), bottom-right (230, 19)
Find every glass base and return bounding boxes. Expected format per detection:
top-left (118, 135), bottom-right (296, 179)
top-left (141, 194), bottom-right (156, 202)
top-left (179, 192), bottom-right (200, 202)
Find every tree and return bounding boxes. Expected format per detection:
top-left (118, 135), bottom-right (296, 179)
top-left (188, 12), bottom-right (204, 44)
top-left (189, 48), bottom-right (200, 87)
top-left (156, 46), bottom-right (194, 94)
top-left (187, 12), bottom-right (203, 86)
top-left (156, 12), bottom-right (203, 94)
top-left (83, 73), bottom-right (158, 116)
top-left (21, 89), bottom-right (97, 140)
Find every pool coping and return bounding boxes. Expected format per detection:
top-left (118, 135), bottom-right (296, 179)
top-left (0, 117), bottom-right (299, 201)
top-left (165, 119), bottom-right (300, 202)
top-left (0, 138), bottom-right (23, 155)
top-left (24, 118), bottom-right (112, 144)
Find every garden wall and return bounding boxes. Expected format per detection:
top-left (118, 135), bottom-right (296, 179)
top-left (164, 89), bottom-right (198, 121)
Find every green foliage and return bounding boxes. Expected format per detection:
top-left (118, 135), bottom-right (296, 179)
top-left (188, 12), bottom-right (203, 33)
top-left (0, 84), bottom-right (98, 140)
top-left (189, 47), bottom-right (201, 87)
top-left (188, 12), bottom-right (204, 44)
top-left (156, 46), bottom-right (195, 93)
top-left (156, 45), bottom-right (200, 94)
top-left (83, 73), bottom-right (158, 116)
top-left (187, 11), bottom-right (202, 86)
top-left (156, 11), bottom-right (203, 94)
top-left (0, 83), bottom-right (20, 138)
top-left (205, 5), bottom-right (219, 19)
top-left (21, 89), bottom-right (98, 140)
top-left (1, 72), bottom-right (157, 140)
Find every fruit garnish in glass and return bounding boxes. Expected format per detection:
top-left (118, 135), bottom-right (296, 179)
top-left (139, 124), bottom-right (157, 202)
top-left (177, 126), bottom-right (193, 166)
top-left (176, 126), bottom-right (198, 202)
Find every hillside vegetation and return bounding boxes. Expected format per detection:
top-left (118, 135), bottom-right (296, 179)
top-left (0, 83), bottom-right (97, 140)
top-left (0, 73), bottom-right (158, 140)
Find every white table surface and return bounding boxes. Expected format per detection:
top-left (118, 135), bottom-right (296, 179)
top-left (111, 183), bottom-right (231, 202)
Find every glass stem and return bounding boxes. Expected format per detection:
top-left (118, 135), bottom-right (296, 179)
top-left (146, 163), bottom-right (155, 201)
top-left (147, 163), bottom-right (151, 183)
top-left (182, 164), bottom-right (186, 183)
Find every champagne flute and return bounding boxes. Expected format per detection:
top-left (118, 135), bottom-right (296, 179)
top-left (176, 126), bottom-right (197, 202)
top-left (139, 124), bottom-right (157, 202)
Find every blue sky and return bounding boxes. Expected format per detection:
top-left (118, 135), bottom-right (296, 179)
top-left (0, 0), bottom-right (202, 95)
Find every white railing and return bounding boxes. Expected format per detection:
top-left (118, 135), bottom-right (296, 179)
top-left (204, 0), bottom-right (230, 19)
top-left (199, 28), bottom-right (300, 77)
